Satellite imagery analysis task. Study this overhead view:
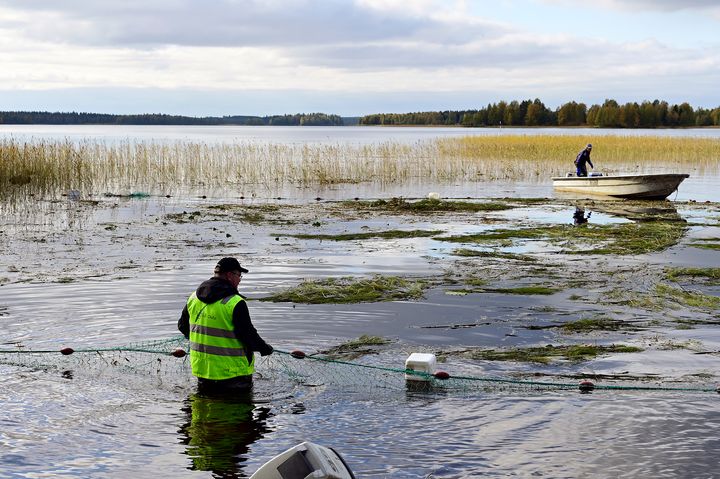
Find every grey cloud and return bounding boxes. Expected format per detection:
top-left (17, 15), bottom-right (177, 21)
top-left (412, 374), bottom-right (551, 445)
top-left (1, 0), bottom-right (520, 74)
top-left (294, 39), bottom-right (576, 70)
top-left (1, 0), bottom-right (485, 48)
top-left (10, 0), bottom-right (679, 74)
top-left (3, 0), bottom-right (717, 100)
top-left (544, 0), bottom-right (720, 12)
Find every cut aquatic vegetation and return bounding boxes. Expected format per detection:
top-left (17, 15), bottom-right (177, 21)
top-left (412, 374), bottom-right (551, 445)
top-left (560, 316), bottom-right (643, 333)
top-left (483, 285), bottom-right (559, 295)
top-left (446, 278), bottom-right (557, 296)
top-left (605, 288), bottom-right (665, 311)
top-left (445, 286), bottom-right (558, 296)
top-left (164, 210), bottom-right (203, 223)
top-left (452, 248), bottom-right (537, 262)
top-left (446, 344), bottom-right (643, 364)
top-left (655, 283), bottom-right (720, 310)
top-left (318, 335), bottom-right (392, 360)
top-left (279, 229), bottom-right (443, 241)
top-left (689, 241), bottom-right (720, 251)
top-left (665, 267), bottom-right (720, 284)
top-left (346, 197), bottom-right (514, 213)
top-left (206, 204), bottom-right (295, 225)
top-left (500, 197), bottom-right (553, 205)
top-left (260, 275), bottom-right (427, 304)
top-left (437, 221), bottom-right (687, 255)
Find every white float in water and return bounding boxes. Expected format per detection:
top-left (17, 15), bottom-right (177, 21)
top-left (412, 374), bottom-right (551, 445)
top-left (405, 352), bottom-right (437, 382)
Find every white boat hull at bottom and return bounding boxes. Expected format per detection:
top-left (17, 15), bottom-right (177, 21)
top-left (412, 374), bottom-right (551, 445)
top-left (552, 173), bottom-right (690, 200)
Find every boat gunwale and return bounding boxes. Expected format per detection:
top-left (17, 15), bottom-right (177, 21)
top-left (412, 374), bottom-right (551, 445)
top-left (551, 173), bottom-right (690, 182)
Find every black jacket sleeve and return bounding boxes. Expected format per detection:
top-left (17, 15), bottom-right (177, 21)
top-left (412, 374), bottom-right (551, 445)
top-left (232, 301), bottom-right (273, 355)
top-left (178, 305), bottom-right (190, 339)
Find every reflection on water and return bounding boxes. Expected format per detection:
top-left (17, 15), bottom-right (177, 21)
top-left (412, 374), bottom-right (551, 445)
top-left (573, 206), bottom-right (590, 225)
top-left (589, 201), bottom-right (684, 223)
top-left (179, 391), bottom-right (272, 478)
top-left (2, 362), bottom-right (719, 478)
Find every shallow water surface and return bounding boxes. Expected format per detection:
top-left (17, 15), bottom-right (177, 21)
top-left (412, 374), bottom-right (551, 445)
top-left (3, 124), bottom-right (720, 146)
top-left (3, 367), bottom-right (718, 479)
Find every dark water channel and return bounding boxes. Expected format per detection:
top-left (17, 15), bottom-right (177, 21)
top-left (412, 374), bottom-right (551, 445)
top-left (2, 193), bottom-right (720, 478)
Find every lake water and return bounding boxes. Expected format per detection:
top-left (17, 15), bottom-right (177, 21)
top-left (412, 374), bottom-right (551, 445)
top-left (2, 124), bottom-right (720, 146)
top-left (2, 126), bottom-right (720, 478)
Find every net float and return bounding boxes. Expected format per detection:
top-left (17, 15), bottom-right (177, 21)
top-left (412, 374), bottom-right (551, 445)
top-left (579, 380), bottom-right (595, 392)
top-left (60, 347), bottom-right (74, 356)
top-left (433, 371), bottom-right (451, 380)
top-left (290, 350), bottom-right (306, 359)
top-left (171, 348), bottom-right (187, 358)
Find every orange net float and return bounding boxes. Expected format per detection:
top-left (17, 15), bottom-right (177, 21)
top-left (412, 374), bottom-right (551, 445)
top-left (171, 348), bottom-right (187, 358)
top-left (290, 350), bottom-right (306, 359)
top-left (579, 380), bottom-right (595, 392)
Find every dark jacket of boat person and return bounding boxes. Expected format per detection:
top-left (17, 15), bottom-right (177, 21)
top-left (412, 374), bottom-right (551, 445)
top-left (178, 257), bottom-right (273, 394)
top-left (574, 144), bottom-right (593, 177)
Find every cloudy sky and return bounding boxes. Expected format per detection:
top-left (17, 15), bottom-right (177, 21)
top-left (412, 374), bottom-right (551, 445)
top-left (0, 0), bottom-right (718, 116)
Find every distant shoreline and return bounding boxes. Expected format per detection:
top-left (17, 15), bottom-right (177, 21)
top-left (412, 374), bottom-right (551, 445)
top-left (0, 111), bottom-right (355, 127)
top-left (2, 107), bottom-right (720, 129)
top-left (1, 118), bottom-right (719, 130)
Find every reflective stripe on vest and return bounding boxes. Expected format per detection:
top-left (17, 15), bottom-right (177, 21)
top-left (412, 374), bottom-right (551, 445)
top-left (186, 292), bottom-right (254, 380)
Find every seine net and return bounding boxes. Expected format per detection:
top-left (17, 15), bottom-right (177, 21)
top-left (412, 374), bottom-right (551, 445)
top-left (0, 337), bottom-right (193, 385)
top-left (1, 336), bottom-right (717, 396)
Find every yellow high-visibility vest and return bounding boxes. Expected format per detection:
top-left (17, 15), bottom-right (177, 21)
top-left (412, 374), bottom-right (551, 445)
top-left (186, 292), bottom-right (254, 379)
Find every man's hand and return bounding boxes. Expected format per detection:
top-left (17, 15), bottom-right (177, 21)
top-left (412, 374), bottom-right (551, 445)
top-left (261, 344), bottom-right (274, 356)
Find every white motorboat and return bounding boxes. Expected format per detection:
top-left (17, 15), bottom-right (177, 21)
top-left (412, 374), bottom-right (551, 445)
top-left (552, 173), bottom-right (690, 200)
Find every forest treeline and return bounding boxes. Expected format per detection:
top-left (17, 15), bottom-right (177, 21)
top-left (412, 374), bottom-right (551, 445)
top-left (0, 111), bottom-right (345, 126)
top-left (4, 100), bottom-right (719, 128)
top-left (360, 99), bottom-right (720, 128)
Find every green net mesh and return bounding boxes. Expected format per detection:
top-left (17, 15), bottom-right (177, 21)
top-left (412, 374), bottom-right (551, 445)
top-left (1, 336), bottom-right (717, 395)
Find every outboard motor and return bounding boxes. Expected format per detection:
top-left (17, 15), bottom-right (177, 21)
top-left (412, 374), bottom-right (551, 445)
top-left (250, 441), bottom-right (355, 479)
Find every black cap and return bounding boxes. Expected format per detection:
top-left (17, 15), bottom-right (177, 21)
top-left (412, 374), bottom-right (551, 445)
top-left (214, 257), bottom-right (249, 274)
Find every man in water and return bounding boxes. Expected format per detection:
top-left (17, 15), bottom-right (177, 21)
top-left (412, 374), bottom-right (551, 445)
top-left (574, 144), bottom-right (594, 177)
top-left (178, 257), bottom-right (273, 394)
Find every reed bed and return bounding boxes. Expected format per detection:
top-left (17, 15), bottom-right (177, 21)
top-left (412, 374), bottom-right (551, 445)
top-left (1, 135), bottom-right (718, 200)
top-left (438, 135), bottom-right (720, 179)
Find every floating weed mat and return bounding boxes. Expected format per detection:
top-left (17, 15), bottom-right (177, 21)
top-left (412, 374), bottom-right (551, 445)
top-left (280, 229), bottom-right (443, 241)
top-left (438, 221), bottom-right (687, 255)
top-left (1, 338), bottom-right (717, 396)
top-left (665, 267), bottom-right (720, 284)
top-left (259, 275), bottom-right (427, 304)
top-left (344, 197), bottom-right (514, 213)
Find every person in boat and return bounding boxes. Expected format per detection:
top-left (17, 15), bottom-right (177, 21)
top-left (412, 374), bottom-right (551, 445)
top-left (574, 144), bottom-right (594, 177)
top-left (178, 257), bottom-right (273, 394)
